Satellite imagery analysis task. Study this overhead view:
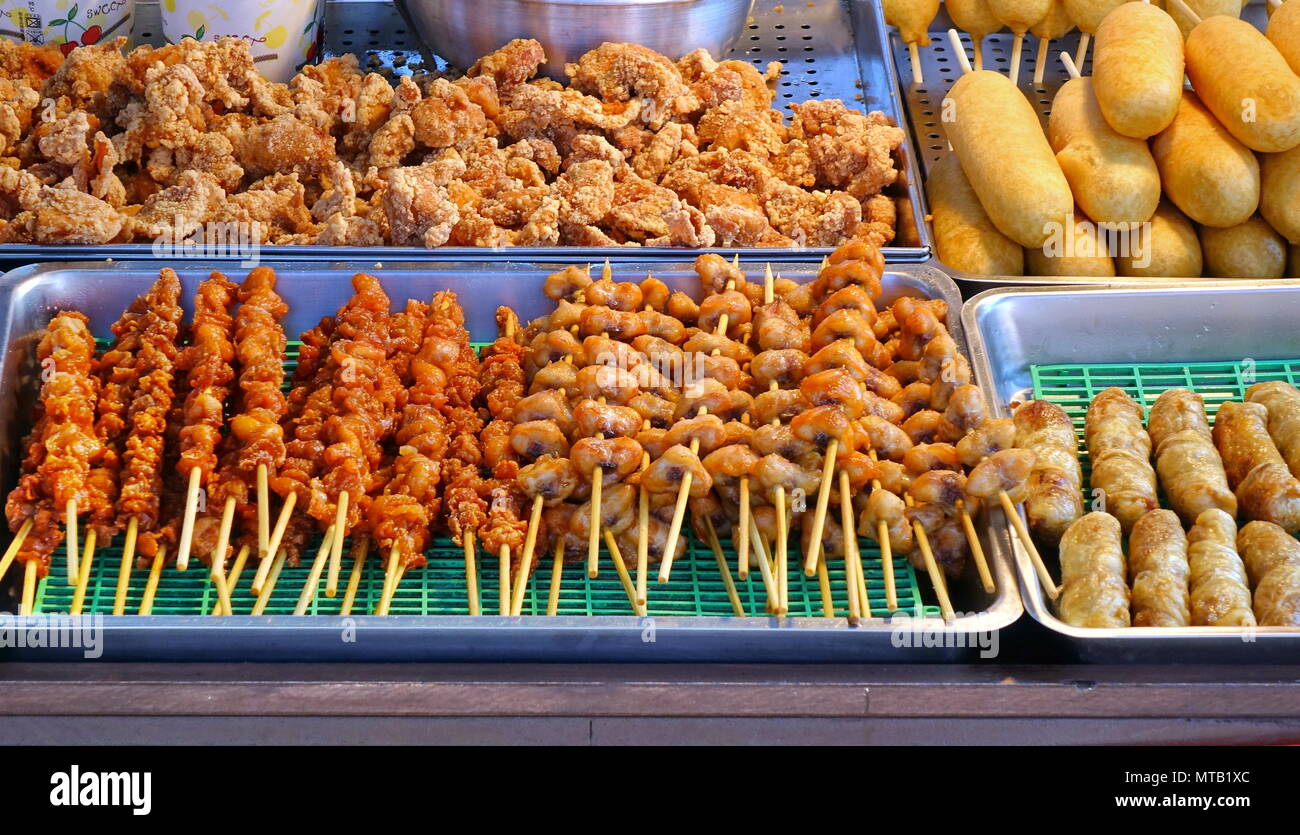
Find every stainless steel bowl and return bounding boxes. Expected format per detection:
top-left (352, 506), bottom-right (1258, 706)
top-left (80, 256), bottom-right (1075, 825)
top-left (394, 0), bottom-right (756, 79)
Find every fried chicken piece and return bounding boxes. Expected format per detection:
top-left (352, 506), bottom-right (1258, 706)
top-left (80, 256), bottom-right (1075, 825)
top-left (0, 38), bottom-right (64, 89)
top-left (291, 54), bottom-right (364, 133)
top-left (788, 100), bottom-right (905, 199)
top-left (0, 166), bottom-right (124, 244)
top-left (226, 173), bottom-right (319, 240)
top-left (630, 121), bottom-right (696, 182)
top-left (144, 132), bottom-right (244, 192)
top-left (697, 101), bottom-right (787, 158)
top-left (679, 50), bottom-right (780, 112)
top-left (565, 43), bottom-right (700, 128)
top-left (552, 159), bottom-right (615, 225)
top-left (237, 113), bottom-right (335, 179)
top-left (382, 162), bottom-right (463, 247)
top-left (411, 78), bottom-right (495, 151)
top-left (367, 113), bottom-right (415, 170)
top-left (0, 79), bottom-right (40, 157)
top-left (114, 62), bottom-right (208, 163)
top-left (130, 169), bottom-right (227, 241)
top-left (497, 83), bottom-right (641, 148)
top-left (468, 39), bottom-right (546, 90)
top-left (607, 169), bottom-right (715, 246)
top-left (342, 72), bottom-right (399, 155)
top-left (40, 39), bottom-right (126, 120)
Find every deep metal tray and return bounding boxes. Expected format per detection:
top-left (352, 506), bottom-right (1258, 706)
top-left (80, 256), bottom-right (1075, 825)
top-left (0, 0), bottom-right (930, 266)
top-left (963, 281), bottom-right (1300, 663)
top-left (889, 3), bottom-right (1275, 288)
top-left (0, 259), bottom-right (1019, 661)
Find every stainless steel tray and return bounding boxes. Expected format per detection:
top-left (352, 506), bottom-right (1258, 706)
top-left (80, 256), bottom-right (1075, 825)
top-left (0, 259), bottom-right (1019, 661)
top-left (0, 0), bottom-right (930, 265)
top-left (963, 280), bottom-right (1300, 663)
top-left (889, 4), bottom-right (1274, 287)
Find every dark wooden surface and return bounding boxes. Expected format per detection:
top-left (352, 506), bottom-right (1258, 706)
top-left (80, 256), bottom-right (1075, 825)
top-left (3, 661), bottom-right (1299, 744)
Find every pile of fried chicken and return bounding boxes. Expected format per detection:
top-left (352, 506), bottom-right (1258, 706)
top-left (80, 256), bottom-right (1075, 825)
top-left (0, 36), bottom-right (906, 249)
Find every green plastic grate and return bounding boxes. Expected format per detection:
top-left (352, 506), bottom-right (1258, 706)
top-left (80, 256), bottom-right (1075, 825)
top-left (1031, 357), bottom-right (1300, 500)
top-left (24, 341), bottom-right (938, 618)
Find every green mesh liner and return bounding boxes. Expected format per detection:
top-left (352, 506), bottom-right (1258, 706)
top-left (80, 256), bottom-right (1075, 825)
top-left (1031, 357), bottom-right (1300, 502)
top-left (25, 341), bottom-right (936, 618)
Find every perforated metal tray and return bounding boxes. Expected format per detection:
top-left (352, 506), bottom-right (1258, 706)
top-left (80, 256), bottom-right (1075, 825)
top-left (963, 280), bottom-right (1300, 663)
top-left (0, 0), bottom-right (931, 265)
top-left (0, 259), bottom-right (1020, 661)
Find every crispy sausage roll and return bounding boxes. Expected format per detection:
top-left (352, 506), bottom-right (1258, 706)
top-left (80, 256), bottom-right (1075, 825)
top-left (1245, 381), bottom-right (1300, 479)
top-left (1237, 520), bottom-right (1300, 626)
top-left (1013, 400), bottom-right (1084, 544)
top-left (1128, 509), bottom-right (1191, 627)
top-left (1147, 388), bottom-right (1237, 523)
top-left (1084, 388), bottom-right (1159, 533)
top-left (1212, 400), bottom-right (1300, 533)
top-left (1058, 512), bottom-right (1131, 628)
top-left (1187, 509), bottom-right (1256, 627)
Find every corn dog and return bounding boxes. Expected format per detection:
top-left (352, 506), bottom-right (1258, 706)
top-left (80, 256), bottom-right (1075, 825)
top-left (1268, 0), bottom-right (1300, 76)
top-left (1092, 2), bottom-right (1184, 138)
top-left (926, 154), bottom-right (1025, 276)
top-left (1262, 146), bottom-right (1300, 245)
top-left (988, 0), bottom-right (1053, 35)
top-left (1048, 77), bottom-right (1161, 224)
top-left (1152, 92), bottom-right (1260, 229)
top-left (1115, 201), bottom-right (1203, 277)
top-left (1057, 512), bottom-right (1131, 628)
top-left (884, 0), bottom-right (941, 45)
top-left (1168, 0), bottom-right (1240, 38)
top-left (943, 70), bottom-right (1074, 247)
top-left (1026, 215), bottom-right (1117, 276)
top-left (1030, 1), bottom-right (1076, 85)
top-left (1129, 509), bottom-right (1191, 627)
top-left (1236, 521), bottom-right (1300, 626)
top-left (1185, 16), bottom-right (1300, 153)
top-left (1199, 216), bottom-right (1288, 279)
top-left (948, 0), bottom-right (1006, 69)
top-left (1187, 509), bottom-right (1256, 627)
top-left (1063, 0), bottom-right (1133, 44)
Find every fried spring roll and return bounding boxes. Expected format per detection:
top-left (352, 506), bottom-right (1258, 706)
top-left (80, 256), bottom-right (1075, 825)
top-left (1128, 509), bottom-right (1190, 627)
top-left (1212, 401), bottom-right (1300, 533)
top-left (1084, 388), bottom-right (1159, 533)
top-left (1058, 512), bottom-right (1131, 628)
top-left (1237, 520), bottom-right (1300, 627)
top-left (1147, 388), bottom-right (1236, 524)
top-left (1245, 381), bottom-right (1300, 480)
top-left (1013, 400), bottom-right (1084, 544)
top-left (1187, 509), bottom-right (1255, 627)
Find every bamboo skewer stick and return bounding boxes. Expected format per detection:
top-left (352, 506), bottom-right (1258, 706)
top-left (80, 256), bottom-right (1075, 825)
top-left (840, 471), bottom-right (862, 622)
top-left (254, 491), bottom-right (295, 594)
top-left (464, 530), bottom-right (480, 615)
top-left (251, 548), bottom-right (287, 615)
top-left (997, 490), bottom-right (1059, 599)
top-left (866, 450), bottom-right (899, 612)
top-left (498, 544), bottom-right (511, 615)
top-left (587, 464), bottom-right (603, 579)
top-left (602, 529), bottom-right (643, 615)
top-left (256, 463), bottom-right (270, 561)
top-left (0, 518), bottom-right (33, 586)
top-left (138, 546), bottom-right (166, 615)
top-left (1074, 32), bottom-right (1091, 69)
top-left (958, 498), bottom-right (996, 594)
top-left (375, 545), bottom-right (401, 616)
top-left (210, 496), bottom-right (237, 616)
top-left (114, 517), bottom-right (137, 615)
top-left (20, 559), bottom-right (37, 615)
top-left (774, 485), bottom-right (789, 616)
top-left (70, 530), bottom-right (96, 616)
top-left (327, 490), bottom-right (348, 598)
top-left (340, 536), bottom-right (370, 617)
top-left (703, 516), bottom-right (744, 616)
top-left (816, 554), bottom-right (833, 617)
top-left (908, 41), bottom-right (924, 85)
top-left (211, 545), bottom-right (251, 615)
top-left (293, 525), bottom-right (336, 615)
top-left (803, 438), bottom-right (838, 575)
top-left (175, 468), bottom-right (202, 571)
top-left (904, 493), bottom-right (956, 622)
top-left (64, 499), bottom-right (78, 584)
top-left (546, 536), bottom-right (564, 616)
top-left (749, 518), bottom-right (779, 613)
top-left (737, 475), bottom-right (751, 580)
top-left (636, 450), bottom-right (650, 607)
top-left (513, 496), bottom-right (545, 616)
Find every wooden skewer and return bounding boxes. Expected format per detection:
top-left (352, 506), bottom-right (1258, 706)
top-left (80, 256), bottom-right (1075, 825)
top-left (588, 463), bottom-right (603, 579)
top-left (20, 559), bottom-right (37, 615)
top-left (904, 493), bottom-right (956, 622)
top-left (657, 438), bottom-right (696, 584)
top-left (816, 554), bottom-right (834, 617)
top-left (1074, 32), bottom-right (1091, 70)
top-left (636, 450), bottom-right (650, 607)
top-left (253, 490), bottom-right (295, 594)
top-left (602, 529), bottom-right (643, 615)
top-left (1060, 51), bottom-right (1081, 80)
top-left (64, 499), bottom-right (79, 584)
top-left (498, 543), bottom-right (511, 615)
top-left (70, 529), bottom-right (96, 616)
top-left (1009, 31), bottom-right (1026, 86)
top-left (138, 546), bottom-right (166, 615)
top-left (211, 545), bottom-right (251, 615)
top-left (210, 495), bottom-right (237, 615)
top-left (866, 450), bottom-right (899, 612)
top-left (513, 496), bottom-right (545, 616)
top-left (997, 490), bottom-right (1059, 599)
top-left (175, 467), bottom-right (202, 571)
top-left (947, 29), bottom-right (973, 76)
top-left (774, 485), bottom-right (789, 616)
top-left (907, 41), bottom-right (924, 85)
top-left (327, 490), bottom-right (348, 598)
top-left (703, 516), bottom-right (744, 616)
top-left (251, 548), bottom-right (287, 615)
top-left (377, 545), bottom-right (405, 616)
top-left (1033, 35), bottom-right (1052, 86)
top-left (340, 536), bottom-right (370, 617)
top-left (546, 536), bottom-right (564, 616)
top-left (958, 498), bottom-right (996, 594)
top-left (737, 475), bottom-right (751, 580)
top-left (114, 517), bottom-right (137, 615)
top-left (464, 530), bottom-right (480, 615)
top-left (0, 518), bottom-right (33, 587)
top-left (293, 524), bottom-right (336, 616)
top-left (256, 463), bottom-right (270, 561)
top-left (802, 437), bottom-right (838, 575)
top-left (840, 470), bottom-right (862, 622)
top-left (749, 518), bottom-right (779, 612)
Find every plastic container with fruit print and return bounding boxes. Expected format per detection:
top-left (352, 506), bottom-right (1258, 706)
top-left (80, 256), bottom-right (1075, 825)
top-left (160, 0), bottom-right (325, 82)
top-left (0, 0), bottom-right (134, 52)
